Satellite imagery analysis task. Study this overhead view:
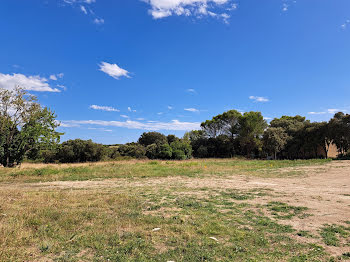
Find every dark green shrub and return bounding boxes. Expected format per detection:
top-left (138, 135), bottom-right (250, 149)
top-left (172, 149), bottom-right (186, 160)
top-left (170, 140), bottom-right (193, 159)
top-left (145, 144), bottom-right (158, 159)
top-left (118, 143), bottom-right (146, 159)
top-left (158, 144), bottom-right (173, 159)
top-left (138, 132), bottom-right (167, 146)
top-left (56, 139), bottom-right (106, 163)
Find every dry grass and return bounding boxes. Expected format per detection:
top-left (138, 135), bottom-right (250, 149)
top-left (1, 158), bottom-right (349, 261)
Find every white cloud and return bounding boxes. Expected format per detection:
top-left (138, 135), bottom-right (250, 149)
top-left (282, 3), bottom-right (288, 12)
top-left (327, 109), bottom-right (343, 114)
top-left (168, 106), bottom-right (173, 110)
top-left (93, 18), bottom-right (105, 24)
top-left (308, 109), bottom-right (346, 115)
top-left (184, 108), bottom-right (199, 112)
top-left (120, 115), bottom-right (129, 118)
top-left (308, 111), bottom-right (326, 115)
top-left (0, 73), bottom-right (60, 92)
top-left (80, 5), bottom-right (88, 14)
top-left (341, 20), bottom-right (350, 29)
top-left (57, 84), bottom-right (67, 91)
top-left (144, 0), bottom-right (235, 22)
top-left (49, 73), bottom-right (64, 81)
top-left (136, 118), bottom-right (145, 120)
top-left (60, 119), bottom-right (200, 131)
top-left (90, 105), bottom-right (119, 112)
top-left (186, 88), bottom-right (196, 94)
top-left (50, 75), bottom-right (57, 81)
top-left (99, 62), bottom-right (130, 80)
top-left (249, 96), bottom-right (269, 102)
top-left (128, 106), bottom-right (136, 112)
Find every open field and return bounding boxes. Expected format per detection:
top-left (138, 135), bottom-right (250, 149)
top-left (0, 159), bottom-right (350, 261)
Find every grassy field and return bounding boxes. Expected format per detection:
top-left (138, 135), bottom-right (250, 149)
top-left (1, 158), bottom-right (349, 261)
top-left (0, 158), bottom-right (330, 183)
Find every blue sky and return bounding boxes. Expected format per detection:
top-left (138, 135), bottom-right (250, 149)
top-left (1, 0), bottom-right (350, 144)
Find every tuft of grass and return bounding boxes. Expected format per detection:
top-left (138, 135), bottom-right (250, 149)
top-left (320, 224), bottom-right (350, 246)
top-left (266, 201), bottom-right (309, 220)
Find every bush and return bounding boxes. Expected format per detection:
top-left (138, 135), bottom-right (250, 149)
top-left (145, 144), bottom-right (158, 159)
top-left (170, 140), bottom-right (192, 159)
top-left (172, 149), bottom-right (186, 160)
top-left (158, 144), bottom-right (173, 159)
top-left (40, 149), bottom-right (57, 163)
top-left (138, 132), bottom-right (167, 146)
top-left (56, 139), bottom-right (106, 163)
top-left (106, 147), bottom-right (121, 159)
top-left (197, 145), bottom-right (208, 158)
top-left (118, 143), bottom-right (146, 159)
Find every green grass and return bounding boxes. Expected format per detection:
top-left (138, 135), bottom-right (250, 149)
top-left (266, 201), bottom-right (309, 220)
top-left (0, 158), bottom-right (338, 261)
top-left (320, 224), bottom-right (350, 246)
top-left (0, 187), bottom-right (329, 261)
top-left (0, 158), bottom-right (331, 183)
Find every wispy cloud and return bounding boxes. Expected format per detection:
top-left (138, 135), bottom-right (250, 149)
top-left (186, 88), bottom-right (196, 94)
top-left (49, 73), bottom-right (64, 81)
top-left (120, 115), bottom-right (129, 118)
top-left (60, 119), bottom-right (200, 131)
top-left (143, 0), bottom-right (235, 23)
top-left (341, 20), bottom-right (350, 29)
top-left (62, 0), bottom-right (103, 24)
top-left (184, 108), bottom-right (199, 112)
top-left (308, 109), bottom-right (346, 115)
top-left (128, 107), bottom-right (136, 112)
top-left (80, 5), bottom-right (88, 14)
top-left (249, 96), bottom-right (269, 102)
top-left (99, 62), bottom-right (130, 80)
top-left (93, 18), bottom-right (104, 25)
top-left (0, 73), bottom-right (60, 92)
top-left (90, 105), bottom-right (119, 112)
top-left (168, 106), bottom-right (173, 110)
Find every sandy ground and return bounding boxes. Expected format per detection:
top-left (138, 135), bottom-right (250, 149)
top-left (1, 160), bottom-right (349, 256)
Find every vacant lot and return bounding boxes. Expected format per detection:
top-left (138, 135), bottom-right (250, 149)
top-left (0, 159), bottom-right (349, 261)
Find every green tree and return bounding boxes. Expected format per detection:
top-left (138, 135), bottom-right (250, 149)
top-left (329, 112), bottom-right (350, 155)
top-left (138, 132), bottom-right (167, 146)
top-left (263, 127), bottom-right (289, 159)
top-left (0, 87), bottom-right (61, 167)
top-left (238, 111), bottom-right (267, 157)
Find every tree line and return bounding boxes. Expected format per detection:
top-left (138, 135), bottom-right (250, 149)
top-left (1, 88), bottom-right (350, 167)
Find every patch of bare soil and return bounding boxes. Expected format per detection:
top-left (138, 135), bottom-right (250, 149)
top-left (1, 160), bottom-right (349, 256)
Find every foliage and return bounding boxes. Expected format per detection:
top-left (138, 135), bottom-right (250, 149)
top-left (56, 139), bottom-right (106, 163)
top-left (118, 143), bottom-right (146, 159)
top-left (0, 87), bottom-right (61, 167)
top-left (138, 132), bottom-right (167, 146)
top-left (263, 127), bottom-right (289, 159)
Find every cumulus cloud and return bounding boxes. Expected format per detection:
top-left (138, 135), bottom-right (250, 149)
top-left (143, 0), bottom-right (234, 22)
top-left (0, 73), bottom-right (60, 92)
top-left (59, 119), bottom-right (200, 131)
top-left (249, 96), bottom-right (269, 102)
top-left (184, 108), bottom-right (199, 112)
top-left (99, 62), bottom-right (130, 80)
top-left (90, 105), bottom-right (119, 112)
